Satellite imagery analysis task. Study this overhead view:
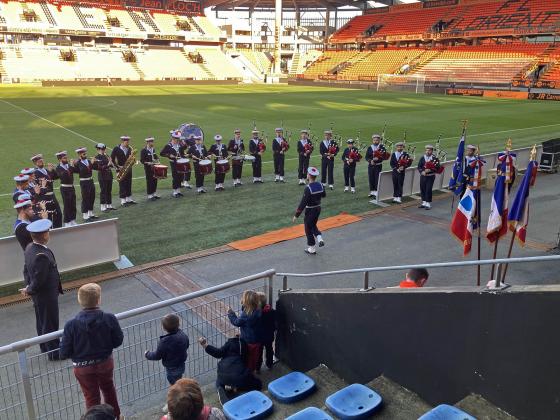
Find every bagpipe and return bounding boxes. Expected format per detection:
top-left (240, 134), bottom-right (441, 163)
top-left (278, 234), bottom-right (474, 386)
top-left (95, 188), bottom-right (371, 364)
top-left (373, 145), bottom-right (391, 161)
top-left (304, 141), bottom-right (314, 155)
top-left (280, 121), bottom-right (291, 152)
top-left (397, 131), bottom-right (415, 171)
top-left (327, 122), bottom-right (341, 156)
top-left (252, 121), bottom-right (267, 153)
top-left (424, 156), bottom-right (444, 174)
top-left (348, 147), bottom-right (362, 162)
top-left (378, 123), bottom-right (393, 160)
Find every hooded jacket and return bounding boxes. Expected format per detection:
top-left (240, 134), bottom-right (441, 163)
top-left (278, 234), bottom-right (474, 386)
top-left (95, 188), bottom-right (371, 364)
top-left (60, 308), bottom-right (124, 363)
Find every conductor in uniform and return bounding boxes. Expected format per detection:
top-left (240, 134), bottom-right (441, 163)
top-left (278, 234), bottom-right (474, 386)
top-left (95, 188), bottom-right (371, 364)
top-left (293, 167), bottom-right (325, 255)
top-left (19, 219), bottom-right (63, 360)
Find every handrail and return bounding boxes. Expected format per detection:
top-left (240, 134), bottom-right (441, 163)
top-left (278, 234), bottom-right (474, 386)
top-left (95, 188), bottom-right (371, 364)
top-left (0, 269), bottom-right (276, 356)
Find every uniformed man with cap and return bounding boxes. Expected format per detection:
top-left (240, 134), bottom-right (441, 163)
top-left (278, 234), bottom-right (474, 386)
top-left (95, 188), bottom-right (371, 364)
top-left (341, 139), bottom-right (359, 193)
top-left (297, 129), bottom-right (313, 185)
top-left (13, 193), bottom-right (47, 251)
top-left (54, 151), bottom-right (78, 226)
top-left (209, 134), bottom-right (229, 190)
top-left (111, 136), bottom-right (136, 207)
top-left (73, 147), bottom-right (97, 221)
top-left (228, 128), bottom-right (245, 187)
top-left (20, 167), bottom-right (40, 199)
top-left (249, 129), bottom-right (265, 183)
top-left (161, 131), bottom-right (187, 198)
top-left (319, 130), bottom-right (338, 190)
top-left (389, 141), bottom-right (412, 203)
top-left (293, 167), bottom-right (326, 255)
top-left (31, 153), bottom-right (63, 228)
top-left (189, 135), bottom-right (209, 193)
top-left (94, 143), bottom-right (115, 212)
top-left (140, 137), bottom-right (161, 200)
top-left (418, 144), bottom-right (437, 209)
top-left (461, 144), bottom-right (477, 195)
top-left (13, 174), bottom-right (32, 203)
top-left (365, 134), bottom-right (389, 199)
top-left (272, 127), bottom-right (286, 182)
top-left (19, 219), bottom-right (63, 360)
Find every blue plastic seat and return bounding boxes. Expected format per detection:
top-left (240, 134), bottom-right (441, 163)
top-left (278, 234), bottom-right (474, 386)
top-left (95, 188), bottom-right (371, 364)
top-left (286, 407), bottom-right (334, 420)
top-left (222, 391), bottom-right (273, 420)
top-left (418, 404), bottom-right (477, 420)
top-left (325, 383), bottom-right (382, 419)
top-left (268, 371), bottom-right (316, 403)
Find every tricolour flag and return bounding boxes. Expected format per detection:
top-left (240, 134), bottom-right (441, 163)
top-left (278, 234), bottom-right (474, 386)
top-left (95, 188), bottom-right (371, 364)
top-left (486, 173), bottom-right (508, 243)
top-left (451, 188), bottom-right (477, 255)
top-left (508, 160), bottom-right (538, 246)
top-left (448, 129), bottom-right (466, 196)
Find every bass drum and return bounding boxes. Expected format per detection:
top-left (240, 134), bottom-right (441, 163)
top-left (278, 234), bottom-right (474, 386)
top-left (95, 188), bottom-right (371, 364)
top-left (178, 123), bottom-right (204, 147)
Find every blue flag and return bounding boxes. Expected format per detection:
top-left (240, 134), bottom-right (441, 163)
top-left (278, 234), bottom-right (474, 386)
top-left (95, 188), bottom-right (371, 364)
top-left (448, 130), bottom-right (465, 196)
top-left (508, 160), bottom-right (538, 245)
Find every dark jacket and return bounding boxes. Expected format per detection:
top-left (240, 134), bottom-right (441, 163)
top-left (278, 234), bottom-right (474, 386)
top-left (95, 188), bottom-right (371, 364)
top-left (60, 308), bottom-right (124, 363)
top-left (295, 182), bottom-right (325, 217)
top-left (205, 337), bottom-right (252, 386)
top-left (256, 304), bottom-right (276, 344)
top-left (23, 243), bottom-right (62, 298)
top-left (145, 329), bottom-right (189, 368)
top-left (228, 309), bottom-right (261, 344)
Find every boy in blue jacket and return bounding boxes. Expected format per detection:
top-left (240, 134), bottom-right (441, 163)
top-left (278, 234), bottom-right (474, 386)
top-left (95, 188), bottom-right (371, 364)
top-left (145, 313), bottom-right (190, 385)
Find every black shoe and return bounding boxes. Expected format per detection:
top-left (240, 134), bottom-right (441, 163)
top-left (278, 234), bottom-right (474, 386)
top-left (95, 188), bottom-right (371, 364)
top-left (129, 200), bottom-right (137, 205)
top-left (318, 240), bottom-right (325, 247)
top-left (110, 206), bottom-right (118, 210)
top-left (275, 179), bottom-right (279, 183)
top-left (89, 215), bottom-right (99, 219)
top-left (418, 204), bottom-right (426, 208)
top-left (425, 206), bottom-right (431, 210)
top-left (154, 195), bottom-right (161, 199)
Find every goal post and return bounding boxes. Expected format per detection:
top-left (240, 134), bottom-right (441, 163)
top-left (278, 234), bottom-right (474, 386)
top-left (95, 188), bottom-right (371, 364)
top-left (376, 74), bottom-right (426, 94)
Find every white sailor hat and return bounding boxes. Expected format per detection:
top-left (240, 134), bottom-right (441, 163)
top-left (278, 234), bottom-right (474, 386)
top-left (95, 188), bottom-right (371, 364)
top-left (300, 129), bottom-right (309, 134)
top-left (120, 135), bottom-right (130, 141)
top-left (324, 130), bottom-right (332, 135)
top-left (75, 147), bottom-right (87, 154)
top-left (30, 154), bottom-right (43, 162)
top-left (26, 218), bottom-right (52, 233)
top-left (145, 137), bottom-right (155, 142)
top-left (395, 142), bottom-right (405, 147)
top-left (214, 134), bottom-right (223, 141)
top-left (14, 175), bottom-right (29, 182)
top-left (55, 151), bottom-right (67, 158)
top-left (252, 129), bottom-right (259, 134)
top-left (347, 139), bottom-right (354, 144)
top-left (372, 134), bottom-right (382, 139)
top-left (20, 168), bottom-right (34, 175)
top-left (308, 167), bottom-right (319, 177)
top-left (275, 127), bottom-right (283, 132)
top-left (234, 128), bottom-right (241, 134)
top-left (171, 131), bottom-right (181, 139)
top-left (14, 194), bottom-right (32, 209)
top-left (466, 144), bottom-right (477, 150)
top-left (425, 144), bottom-right (434, 150)
top-left (96, 143), bottom-right (106, 150)
top-left (194, 134), bottom-right (202, 139)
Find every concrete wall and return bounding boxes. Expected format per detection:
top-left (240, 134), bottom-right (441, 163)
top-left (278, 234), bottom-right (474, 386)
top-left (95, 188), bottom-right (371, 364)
top-left (276, 286), bottom-right (560, 420)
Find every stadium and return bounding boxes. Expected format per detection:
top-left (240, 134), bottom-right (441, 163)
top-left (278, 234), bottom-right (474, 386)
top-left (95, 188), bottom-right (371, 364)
top-left (1, 0), bottom-right (560, 418)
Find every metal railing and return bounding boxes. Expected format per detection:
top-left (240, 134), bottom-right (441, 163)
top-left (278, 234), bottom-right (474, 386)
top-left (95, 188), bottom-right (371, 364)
top-left (277, 255), bottom-right (560, 292)
top-left (0, 270), bottom-right (275, 420)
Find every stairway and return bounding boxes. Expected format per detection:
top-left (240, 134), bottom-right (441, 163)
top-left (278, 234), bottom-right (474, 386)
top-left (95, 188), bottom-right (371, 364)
top-left (186, 16), bottom-right (204, 34)
top-left (330, 51), bottom-right (365, 75)
top-left (129, 62), bottom-right (145, 79)
top-left (409, 48), bottom-right (443, 74)
top-left (198, 62), bottom-right (215, 79)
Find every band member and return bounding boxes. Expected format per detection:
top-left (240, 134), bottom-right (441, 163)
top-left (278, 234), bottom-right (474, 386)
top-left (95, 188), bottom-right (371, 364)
top-left (31, 154), bottom-right (63, 228)
top-left (177, 132), bottom-right (193, 189)
top-left (365, 134), bottom-right (390, 199)
top-left (94, 143), bottom-right (115, 212)
top-left (293, 167), bottom-right (325, 255)
top-left (319, 130), bottom-right (338, 190)
top-left (249, 129), bottom-right (265, 183)
top-left (272, 127), bottom-right (287, 182)
top-left (209, 134), bottom-right (229, 191)
top-left (160, 131), bottom-right (187, 198)
top-left (111, 136), bottom-right (136, 207)
top-left (297, 130), bottom-right (313, 185)
top-left (14, 194), bottom-right (46, 251)
top-left (19, 219), bottom-right (63, 360)
top-left (228, 129), bottom-right (245, 187)
top-left (140, 137), bottom-right (161, 200)
top-left (461, 144), bottom-right (477, 196)
top-left (497, 141), bottom-right (516, 192)
top-left (13, 174), bottom-right (32, 203)
top-left (54, 151), bottom-right (77, 226)
top-left (189, 135), bottom-right (209, 193)
top-left (390, 142), bottom-right (412, 203)
top-left (342, 139), bottom-right (360, 193)
top-left (73, 147), bottom-right (97, 221)
top-left (418, 145), bottom-right (440, 210)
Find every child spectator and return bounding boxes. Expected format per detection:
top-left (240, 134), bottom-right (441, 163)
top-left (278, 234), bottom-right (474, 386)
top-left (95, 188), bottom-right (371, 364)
top-left (80, 404), bottom-right (115, 420)
top-left (198, 335), bottom-right (262, 404)
top-left (145, 314), bottom-right (190, 386)
top-left (227, 290), bottom-right (262, 372)
top-left (161, 378), bottom-right (226, 420)
top-left (256, 292), bottom-right (276, 371)
top-left (399, 268), bottom-right (429, 288)
top-left (60, 283), bottom-right (123, 418)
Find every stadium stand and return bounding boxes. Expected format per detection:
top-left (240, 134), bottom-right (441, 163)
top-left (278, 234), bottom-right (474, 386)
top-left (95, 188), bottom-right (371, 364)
top-left (236, 49), bottom-right (273, 75)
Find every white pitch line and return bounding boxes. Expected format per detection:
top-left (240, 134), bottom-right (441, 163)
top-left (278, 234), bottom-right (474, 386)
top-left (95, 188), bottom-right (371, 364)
top-left (0, 99), bottom-right (98, 145)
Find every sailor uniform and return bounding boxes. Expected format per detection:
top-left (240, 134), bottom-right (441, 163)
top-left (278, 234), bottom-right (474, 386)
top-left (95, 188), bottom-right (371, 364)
top-left (34, 167), bottom-right (62, 228)
top-left (94, 154), bottom-right (113, 208)
top-left (320, 140), bottom-right (338, 186)
top-left (14, 219), bottom-right (32, 250)
top-left (24, 241), bottom-right (63, 356)
top-left (160, 142), bottom-right (186, 192)
top-left (140, 146), bottom-right (159, 197)
top-left (365, 144), bottom-right (386, 194)
top-left (73, 158), bottom-right (97, 219)
top-left (228, 138), bottom-right (245, 184)
top-left (272, 136), bottom-right (286, 179)
top-left (189, 144), bottom-right (208, 190)
top-left (390, 151), bottom-right (410, 200)
top-left (294, 181), bottom-right (326, 250)
top-left (297, 139), bottom-right (312, 182)
top-left (418, 155), bottom-right (437, 205)
top-left (209, 143), bottom-right (229, 187)
top-left (111, 145), bottom-right (133, 201)
top-left (249, 138), bottom-right (264, 181)
top-left (55, 163), bottom-right (77, 224)
top-left (341, 147), bottom-right (358, 189)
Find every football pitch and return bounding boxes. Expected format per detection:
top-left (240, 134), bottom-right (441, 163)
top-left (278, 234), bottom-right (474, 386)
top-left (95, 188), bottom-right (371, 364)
top-left (2, 84), bottom-right (560, 281)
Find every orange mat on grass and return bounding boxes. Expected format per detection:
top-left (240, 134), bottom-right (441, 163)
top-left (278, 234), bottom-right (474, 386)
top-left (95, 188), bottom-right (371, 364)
top-left (229, 213), bottom-right (362, 251)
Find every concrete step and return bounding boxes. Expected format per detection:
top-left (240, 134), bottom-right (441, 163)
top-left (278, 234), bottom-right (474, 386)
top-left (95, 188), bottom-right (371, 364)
top-left (455, 394), bottom-right (517, 420)
top-left (365, 376), bottom-right (432, 419)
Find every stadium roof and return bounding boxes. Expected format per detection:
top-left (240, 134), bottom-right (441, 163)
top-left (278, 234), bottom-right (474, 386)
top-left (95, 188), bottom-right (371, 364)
top-left (205, 0), bottom-right (424, 11)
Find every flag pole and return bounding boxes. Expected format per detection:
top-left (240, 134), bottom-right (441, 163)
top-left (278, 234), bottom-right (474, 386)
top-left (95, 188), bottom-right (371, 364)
top-left (490, 240), bottom-right (499, 280)
top-left (500, 230), bottom-right (516, 284)
top-left (476, 145), bottom-right (482, 286)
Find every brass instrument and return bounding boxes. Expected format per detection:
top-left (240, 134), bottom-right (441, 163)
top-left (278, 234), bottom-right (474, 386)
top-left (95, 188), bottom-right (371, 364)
top-left (116, 146), bottom-right (137, 182)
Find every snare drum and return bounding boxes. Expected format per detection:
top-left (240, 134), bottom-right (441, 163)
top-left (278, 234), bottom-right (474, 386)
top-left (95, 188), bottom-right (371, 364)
top-left (153, 164), bottom-right (168, 180)
top-left (244, 154), bottom-right (256, 162)
top-left (175, 158), bottom-right (191, 174)
top-left (198, 159), bottom-right (213, 176)
top-left (231, 155), bottom-right (244, 166)
top-left (216, 159), bottom-right (230, 174)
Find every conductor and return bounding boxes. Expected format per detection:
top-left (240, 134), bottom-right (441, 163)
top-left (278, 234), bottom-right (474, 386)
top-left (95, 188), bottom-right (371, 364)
top-left (19, 219), bottom-right (63, 360)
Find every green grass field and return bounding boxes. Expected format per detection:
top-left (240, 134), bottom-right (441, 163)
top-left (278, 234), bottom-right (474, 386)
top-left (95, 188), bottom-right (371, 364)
top-left (2, 84), bottom-right (560, 281)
